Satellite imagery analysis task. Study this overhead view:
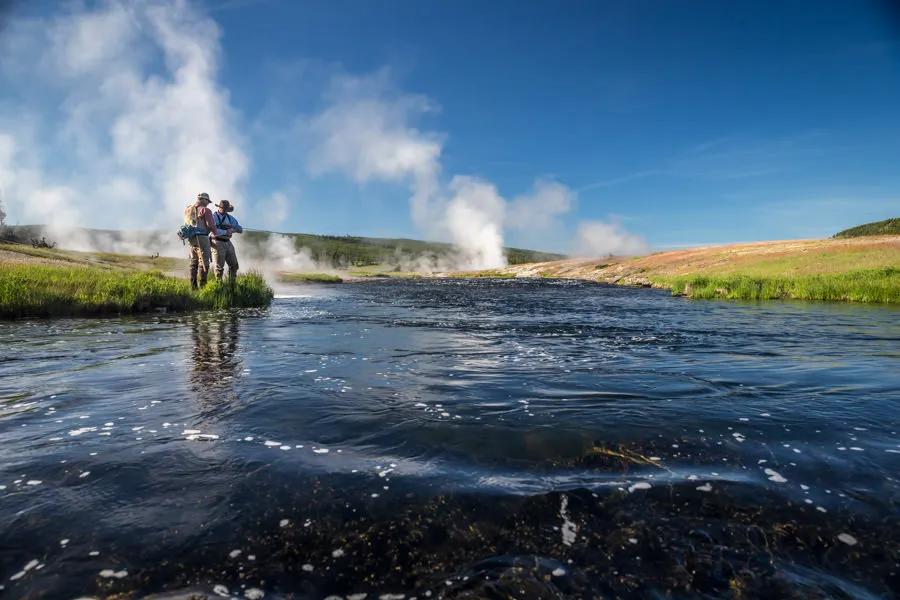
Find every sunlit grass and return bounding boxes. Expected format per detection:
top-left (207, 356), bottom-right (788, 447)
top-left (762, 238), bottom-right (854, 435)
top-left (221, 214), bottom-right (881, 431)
top-left (0, 264), bottom-right (273, 318)
top-left (658, 268), bottom-right (900, 303)
top-left (445, 270), bottom-right (517, 279)
top-left (196, 272), bottom-right (275, 308)
top-left (279, 272), bottom-right (343, 284)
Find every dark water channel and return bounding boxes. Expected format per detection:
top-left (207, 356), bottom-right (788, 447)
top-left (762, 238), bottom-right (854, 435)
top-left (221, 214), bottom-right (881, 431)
top-left (1, 279), bottom-right (898, 599)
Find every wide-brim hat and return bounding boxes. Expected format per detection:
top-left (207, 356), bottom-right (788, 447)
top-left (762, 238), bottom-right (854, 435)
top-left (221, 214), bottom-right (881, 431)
top-left (216, 200), bottom-right (234, 212)
top-left (197, 192), bottom-right (211, 203)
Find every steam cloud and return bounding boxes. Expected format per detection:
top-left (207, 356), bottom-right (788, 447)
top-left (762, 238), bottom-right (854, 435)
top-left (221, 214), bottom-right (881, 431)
top-left (574, 220), bottom-right (650, 257)
top-left (0, 0), bottom-right (246, 256)
top-left (0, 1), bottom-right (649, 271)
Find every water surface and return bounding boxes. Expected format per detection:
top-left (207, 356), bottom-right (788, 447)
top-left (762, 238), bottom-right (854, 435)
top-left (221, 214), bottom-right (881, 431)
top-left (1, 279), bottom-right (898, 598)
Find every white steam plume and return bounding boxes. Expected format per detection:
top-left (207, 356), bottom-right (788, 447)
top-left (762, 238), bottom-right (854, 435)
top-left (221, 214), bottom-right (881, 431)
top-left (573, 220), bottom-right (650, 257)
top-left (306, 73), bottom-right (578, 270)
top-left (506, 179), bottom-right (574, 231)
top-left (0, 0), bottom-right (247, 256)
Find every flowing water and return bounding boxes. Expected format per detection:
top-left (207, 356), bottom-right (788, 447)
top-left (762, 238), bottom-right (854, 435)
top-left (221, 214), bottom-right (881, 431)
top-left (1, 279), bottom-right (898, 599)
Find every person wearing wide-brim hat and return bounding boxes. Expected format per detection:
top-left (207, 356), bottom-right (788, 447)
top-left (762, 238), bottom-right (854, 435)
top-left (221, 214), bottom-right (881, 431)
top-left (210, 199), bottom-right (243, 282)
top-left (184, 192), bottom-right (218, 289)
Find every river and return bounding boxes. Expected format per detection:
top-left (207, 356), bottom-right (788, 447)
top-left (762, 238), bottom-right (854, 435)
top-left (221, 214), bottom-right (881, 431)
top-left (1, 279), bottom-right (898, 598)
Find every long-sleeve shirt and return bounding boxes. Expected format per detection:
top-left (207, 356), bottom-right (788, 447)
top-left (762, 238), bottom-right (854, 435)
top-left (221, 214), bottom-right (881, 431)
top-left (212, 211), bottom-right (243, 239)
top-left (184, 203), bottom-right (217, 234)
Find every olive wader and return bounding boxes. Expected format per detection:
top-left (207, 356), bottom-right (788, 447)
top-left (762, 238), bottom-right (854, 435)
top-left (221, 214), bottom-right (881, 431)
top-left (211, 237), bottom-right (239, 281)
top-left (185, 205), bottom-right (212, 289)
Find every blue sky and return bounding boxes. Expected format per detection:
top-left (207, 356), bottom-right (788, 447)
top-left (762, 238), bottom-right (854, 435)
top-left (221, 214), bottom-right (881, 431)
top-left (1, 0), bottom-right (899, 254)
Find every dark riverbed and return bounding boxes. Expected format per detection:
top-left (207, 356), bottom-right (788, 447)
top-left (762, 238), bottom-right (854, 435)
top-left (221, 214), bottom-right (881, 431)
top-left (1, 279), bottom-right (898, 599)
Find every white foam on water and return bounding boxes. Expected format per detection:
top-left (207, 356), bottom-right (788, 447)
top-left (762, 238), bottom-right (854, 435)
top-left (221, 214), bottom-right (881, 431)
top-left (69, 427), bottom-right (96, 436)
top-left (332, 548), bottom-right (344, 558)
top-left (244, 589), bottom-right (265, 599)
top-left (229, 549), bottom-right (242, 559)
top-left (764, 468), bottom-right (787, 483)
top-left (26, 480), bottom-right (41, 486)
top-left (559, 494), bottom-right (578, 546)
top-left (213, 584), bottom-right (230, 597)
top-left (837, 533), bottom-right (858, 546)
top-left (628, 482), bottom-right (652, 493)
top-left (551, 567), bottom-right (566, 577)
top-left (313, 448), bottom-right (330, 454)
top-left (301, 564), bottom-right (314, 572)
top-left (696, 483), bottom-right (713, 492)
top-left (279, 519), bottom-right (290, 527)
top-left (264, 441), bottom-right (282, 447)
top-left (99, 569), bottom-right (127, 579)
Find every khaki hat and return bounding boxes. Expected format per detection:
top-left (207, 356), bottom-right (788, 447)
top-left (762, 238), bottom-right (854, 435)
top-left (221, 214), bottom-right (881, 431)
top-left (216, 199), bottom-right (235, 212)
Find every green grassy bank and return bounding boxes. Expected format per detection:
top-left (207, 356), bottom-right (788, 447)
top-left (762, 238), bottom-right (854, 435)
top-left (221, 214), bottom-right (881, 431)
top-left (0, 264), bottom-right (273, 318)
top-left (658, 267), bottom-right (900, 303)
top-left (279, 272), bottom-right (344, 284)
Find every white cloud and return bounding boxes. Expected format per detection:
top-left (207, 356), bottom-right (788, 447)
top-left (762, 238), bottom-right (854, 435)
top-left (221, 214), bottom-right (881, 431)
top-left (258, 191), bottom-right (290, 230)
top-left (307, 71), bottom-right (443, 230)
top-left (573, 219), bottom-right (649, 257)
top-left (304, 72), bottom-right (577, 269)
top-left (507, 179), bottom-right (574, 231)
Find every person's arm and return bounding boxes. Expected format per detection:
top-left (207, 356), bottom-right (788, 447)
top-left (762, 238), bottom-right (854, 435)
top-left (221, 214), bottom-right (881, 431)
top-left (202, 207), bottom-right (217, 234)
top-left (230, 215), bottom-right (243, 234)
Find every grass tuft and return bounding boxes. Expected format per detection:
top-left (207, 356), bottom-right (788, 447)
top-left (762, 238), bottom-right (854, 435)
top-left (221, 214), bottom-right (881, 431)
top-left (197, 272), bottom-right (275, 309)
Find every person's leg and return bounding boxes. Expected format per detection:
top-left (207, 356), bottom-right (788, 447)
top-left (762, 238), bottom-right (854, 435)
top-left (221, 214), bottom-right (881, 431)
top-left (211, 240), bottom-right (226, 282)
top-left (198, 236), bottom-right (212, 287)
top-left (226, 241), bottom-right (239, 280)
top-left (188, 238), bottom-right (200, 289)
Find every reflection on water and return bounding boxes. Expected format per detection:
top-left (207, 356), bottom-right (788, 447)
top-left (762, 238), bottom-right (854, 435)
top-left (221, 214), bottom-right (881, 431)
top-left (0, 279), bottom-right (898, 598)
top-left (189, 314), bottom-right (242, 409)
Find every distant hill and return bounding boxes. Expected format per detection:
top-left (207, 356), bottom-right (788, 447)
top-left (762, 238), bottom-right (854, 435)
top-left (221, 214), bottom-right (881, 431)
top-left (834, 218), bottom-right (900, 239)
top-left (1, 225), bottom-right (565, 267)
top-left (243, 230), bottom-right (563, 266)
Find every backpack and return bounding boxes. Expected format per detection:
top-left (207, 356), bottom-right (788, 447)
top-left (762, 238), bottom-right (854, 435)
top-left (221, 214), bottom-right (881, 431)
top-left (177, 205), bottom-right (202, 242)
top-left (177, 223), bottom-right (200, 242)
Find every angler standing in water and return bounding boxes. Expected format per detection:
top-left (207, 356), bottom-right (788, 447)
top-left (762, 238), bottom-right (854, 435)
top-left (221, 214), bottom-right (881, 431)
top-left (211, 199), bottom-right (243, 282)
top-left (184, 192), bottom-right (217, 289)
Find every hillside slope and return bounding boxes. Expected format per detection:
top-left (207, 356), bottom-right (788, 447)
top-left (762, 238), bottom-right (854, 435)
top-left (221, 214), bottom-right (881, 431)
top-left (2, 225), bottom-right (564, 267)
top-left (834, 218), bottom-right (900, 239)
top-left (488, 236), bottom-right (900, 302)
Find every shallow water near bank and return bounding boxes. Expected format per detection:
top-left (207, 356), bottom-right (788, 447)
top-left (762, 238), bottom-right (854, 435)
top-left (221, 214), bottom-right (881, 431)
top-left (1, 279), bottom-right (898, 598)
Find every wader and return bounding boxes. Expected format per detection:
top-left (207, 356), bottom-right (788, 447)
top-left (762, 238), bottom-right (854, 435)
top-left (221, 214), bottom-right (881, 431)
top-left (211, 238), bottom-right (239, 282)
top-left (185, 204), bottom-right (212, 289)
top-left (188, 235), bottom-right (212, 289)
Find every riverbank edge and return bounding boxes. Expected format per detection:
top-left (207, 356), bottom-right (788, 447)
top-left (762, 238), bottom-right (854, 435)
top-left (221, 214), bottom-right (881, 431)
top-left (464, 236), bottom-right (900, 304)
top-left (0, 263), bottom-right (274, 319)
